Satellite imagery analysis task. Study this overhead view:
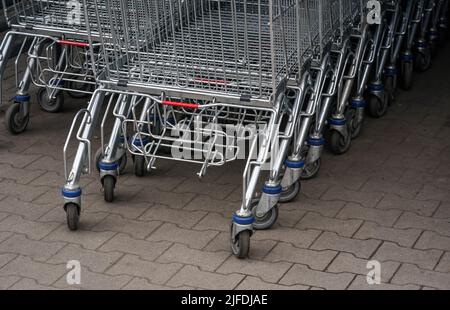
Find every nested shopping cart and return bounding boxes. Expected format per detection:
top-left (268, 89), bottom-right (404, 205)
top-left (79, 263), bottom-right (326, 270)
top-left (61, 0), bottom-right (343, 258)
top-left (0, 0), bottom-right (101, 134)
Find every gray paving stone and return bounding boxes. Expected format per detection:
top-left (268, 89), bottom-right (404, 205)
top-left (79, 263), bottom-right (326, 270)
top-left (53, 268), bottom-right (132, 290)
top-left (217, 256), bottom-right (292, 283)
top-left (123, 277), bottom-right (195, 290)
top-left (0, 253), bottom-right (16, 269)
top-left (279, 264), bottom-right (355, 290)
top-left (391, 263), bottom-right (450, 290)
top-left (348, 275), bottom-right (421, 290)
top-left (85, 200), bottom-right (151, 220)
top-left (264, 242), bottom-right (337, 271)
top-left (0, 275), bottom-right (20, 290)
top-left (253, 227), bottom-right (321, 248)
top-left (336, 203), bottom-right (402, 227)
top-left (236, 276), bottom-right (309, 290)
top-left (147, 223), bottom-right (218, 250)
top-left (311, 232), bottom-right (381, 259)
top-left (372, 242), bottom-right (442, 270)
top-left (47, 244), bottom-right (123, 273)
top-left (395, 212), bottom-right (450, 236)
top-left (0, 197), bottom-right (55, 221)
top-left (361, 178), bottom-right (423, 199)
top-left (376, 194), bottom-right (440, 217)
top-left (92, 214), bottom-right (161, 239)
top-left (43, 225), bottom-right (116, 250)
top-left (414, 231), bottom-right (450, 251)
top-left (8, 278), bottom-right (60, 290)
top-left (140, 205), bottom-right (207, 229)
top-left (435, 252), bottom-right (450, 273)
top-left (433, 202), bottom-right (450, 219)
top-left (0, 164), bottom-right (45, 185)
top-left (134, 187), bottom-right (197, 209)
top-left (321, 186), bottom-right (384, 208)
top-left (0, 234), bottom-right (66, 261)
top-left (106, 254), bottom-right (182, 285)
top-left (167, 265), bottom-right (244, 290)
top-left (0, 256), bottom-right (66, 285)
top-left (327, 252), bottom-right (400, 281)
top-left (99, 233), bottom-right (171, 261)
top-left (297, 213), bottom-right (363, 237)
top-left (354, 222), bottom-right (422, 247)
top-left (0, 152), bottom-right (41, 169)
top-left (0, 180), bottom-right (50, 202)
top-left (158, 243), bottom-right (229, 272)
top-left (0, 215), bottom-right (59, 240)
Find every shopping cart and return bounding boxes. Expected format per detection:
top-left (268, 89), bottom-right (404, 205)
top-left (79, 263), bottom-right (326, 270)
top-left (61, 0), bottom-right (345, 258)
top-left (0, 0), bottom-right (99, 134)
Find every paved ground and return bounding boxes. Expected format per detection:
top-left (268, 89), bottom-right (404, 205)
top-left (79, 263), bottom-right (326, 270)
top-left (0, 41), bottom-right (449, 290)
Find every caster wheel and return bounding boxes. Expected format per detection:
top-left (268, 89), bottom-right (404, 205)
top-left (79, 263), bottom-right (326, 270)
top-left (348, 109), bottom-right (363, 139)
top-left (279, 181), bottom-right (301, 203)
top-left (103, 175), bottom-right (116, 203)
top-left (231, 229), bottom-right (250, 259)
top-left (329, 130), bottom-right (351, 155)
top-left (37, 88), bottom-right (64, 113)
top-left (133, 155), bottom-right (146, 177)
top-left (95, 146), bottom-right (128, 174)
top-left (251, 202), bottom-right (279, 230)
top-left (400, 61), bottom-right (414, 90)
top-left (300, 159), bottom-right (321, 180)
top-left (368, 94), bottom-right (388, 118)
top-left (384, 75), bottom-right (397, 104)
top-left (414, 50), bottom-right (431, 73)
top-left (65, 203), bottom-right (80, 231)
top-left (5, 104), bottom-right (29, 135)
top-left (66, 81), bottom-right (94, 99)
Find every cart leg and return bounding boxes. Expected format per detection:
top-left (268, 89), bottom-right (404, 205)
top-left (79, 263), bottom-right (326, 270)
top-left (62, 90), bottom-right (105, 230)
top-left (5, 40), bottom-right (42, 134)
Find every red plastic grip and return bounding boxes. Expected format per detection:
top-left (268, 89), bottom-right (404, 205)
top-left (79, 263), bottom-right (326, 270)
top-left (162, 100), bottom-right (200, 109)
top-left (58, 40), bottom-right (89, 48)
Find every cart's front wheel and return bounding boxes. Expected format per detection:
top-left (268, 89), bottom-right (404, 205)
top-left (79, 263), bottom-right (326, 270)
top-left (133, 156), bottom-right (146, 177)
top-left (103, 175), bottom-right (116, 203)
top-left (231, 230), bottom-right (250, 259)
top-left (5, 104), bottom-right (29, 135)
top-left (300, 159), bottom-right (321, 180)
top-left (95, 147), bottom-right (128, 175)
top-left (368, 94), bottom-right (388, 118)
top-left (401, 61), bottom-right (414, 90)
top-left (279, 181), bottom-right (301, 203)
top-left (65, 203), bottom-right (80, 231)
top-left (37, 88), bottom-right (64, 113)
top-left (251, 204), bottom-right (279, 230)
top-left (414, 49), bottom-right (432, 72)
top-left (329, 130), bottom-right (351, 155)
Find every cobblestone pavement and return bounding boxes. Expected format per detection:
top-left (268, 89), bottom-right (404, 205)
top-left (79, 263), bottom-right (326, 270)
top-left (0, 41), bottom-right (449, 290)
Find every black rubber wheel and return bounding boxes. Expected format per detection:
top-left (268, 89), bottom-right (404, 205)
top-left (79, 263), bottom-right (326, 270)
top-left (5, 104), bottom-right (29, 135)
top-left (300, 159), bottom-right (321, 180)
top-left (329, 129), bottom-right (351, 155)
top-left (349, 108), bottom-right (363, 139)
top-left (251, 203), bottom-right (279, 230)
top-left (279, 181), bottom-right (301, 203)
top-left (103, 175), bottom-right (116, 203)
top-left (384, 75), bottom-right (397, 105)
top-left (231, 229), bottom-right (250, 259)
top-left (37, 88), bottom-right (64, 113)
top-left (414, 49), bottom-right (432, 73)
top-left (368, 94), bottom-right (388, 118)
top-left (95, 146), bottom-right (128, 175)
top-left (133, 155), bottom-right (146, 177)
top-left (66, 203), bottom-right (80, 231)
top-left (400, 61), bottom-right (414, 90)
top-left (66, 80), bottom-right (95, 99)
